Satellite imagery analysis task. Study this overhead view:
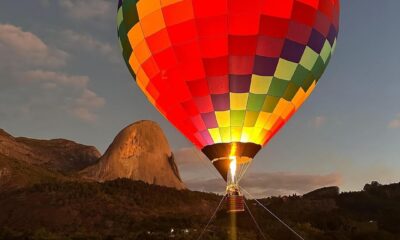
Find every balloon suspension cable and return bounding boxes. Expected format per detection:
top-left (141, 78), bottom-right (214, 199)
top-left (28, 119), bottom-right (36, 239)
top-left (240, 187), bottom-right (306, 240)
top-left (243, 200), bottom-right (268, 240)
top-left (196, 194), bottom-right (226, 240)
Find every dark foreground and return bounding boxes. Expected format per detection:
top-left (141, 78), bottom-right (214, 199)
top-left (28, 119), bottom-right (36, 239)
top-left (1, 179), bottom-right (400, 240)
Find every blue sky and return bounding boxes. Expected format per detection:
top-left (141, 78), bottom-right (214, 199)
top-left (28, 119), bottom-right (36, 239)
top-left (0, 1), bottom-right (399, 196)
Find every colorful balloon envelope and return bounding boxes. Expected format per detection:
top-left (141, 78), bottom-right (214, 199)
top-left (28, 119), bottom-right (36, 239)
top-left (117, 0), bottom-right (340, 182)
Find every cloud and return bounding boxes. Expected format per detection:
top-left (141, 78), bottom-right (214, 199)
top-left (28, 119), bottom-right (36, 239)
top-left (0, 24), bottom-right (68, 68)
top-left (20, 70), bottom-right (105, 123)
top-left (59, 30), bottom-right (119, 62)
top-left (59, 0), bottom-right (113, 20)
top-left (185, 172), bottom-right (342, 198)
top-left (310, 115), bottom-right (327, 128)
top-left (388, 113), bottom-right (400, 129)
top-left (174, 147), bottom-right (208, 166)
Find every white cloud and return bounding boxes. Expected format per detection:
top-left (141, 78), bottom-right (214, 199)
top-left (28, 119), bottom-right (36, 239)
top-left (20, 70), bottom-right (105, 123)
top-left (311, 115), bottom-right (327, 128)
top-left (59, 0), bottom-right (113, 20)
top-left (60, 30), bottom-right (119, 62)
top-left (388, 113), bottom-right (400, 129)
top-left (24, 70), bottom-right (89, 89)
top-left (0, 24), bottom-right (68, 68)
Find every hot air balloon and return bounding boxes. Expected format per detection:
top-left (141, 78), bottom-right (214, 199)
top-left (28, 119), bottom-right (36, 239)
top-left (117, 0), bottom-right (339, 212)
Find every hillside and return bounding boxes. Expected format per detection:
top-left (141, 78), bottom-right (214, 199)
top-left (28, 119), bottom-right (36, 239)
top-left (0, 129), bottom-right (100, 173)
top-left (1, 179), bottom-right (400, 240)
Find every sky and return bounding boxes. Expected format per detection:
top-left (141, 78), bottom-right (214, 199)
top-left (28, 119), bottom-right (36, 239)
top-left (0, 1), bottom-right (399, 197)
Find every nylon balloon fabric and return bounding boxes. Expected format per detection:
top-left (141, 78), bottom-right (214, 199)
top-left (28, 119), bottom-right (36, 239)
top-left (117, 0), bottom-right (340, 167)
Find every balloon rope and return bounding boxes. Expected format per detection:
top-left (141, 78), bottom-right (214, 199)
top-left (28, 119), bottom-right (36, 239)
top-left (243, 200), bottom-right (268, 240)
top-left (240, 187), bottom-right (306, 240)
top-left (196, 194), bottom-right (226, 240)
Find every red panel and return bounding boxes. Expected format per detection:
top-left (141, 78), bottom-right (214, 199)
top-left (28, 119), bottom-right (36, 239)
top-left (162, 0), bottom-right (194, 26)
top-left (153, 47), bottom-right (178, 70)
top-left (192, 115), bottom-right (207, 131)
top-left (256, 36), bottom-right (285, 57)
top-left (192, 0), bottom-right (228, 17)
top-left (194, 95), bottom-right (214, 113)
top-left (296, 0), bottom-right (319, 9)
top-left (141, 57), bottom-right (160, 79)
top-left (145, 29), bottom-right (171, 54)
top-left (314, 11), bottom-right (331, 36)
top-left (229, 56), bottom-right (255, 75)
top-left (167, 20), bottom-right (198, 44)
top-left (229, 36), bottom-right (258, 55)
top-left (262, 0), bottom-right (294, 18)
top-left (203, 57), bottom-right (229, 76)
top-left (207, 75), bottom-right (229, 94)
top-left (187, 79), bottom-right (210, 97)
top-left (173, 41), bottom-right (202, 61)
top-left (196, 16), bottom-right (228, 37)
top-left (181, 100), bottom-right (199, 116)
top-left (229, 0), bottom-right (261, 14)
top-left (318, 0), bottom-right (334, 20)
top-left (259, 15), bottom-right (289, 38)
top-left (287, 21), bottom-right (312, 45)
top-left (199, 36), bottom-right (228, 57)
top-left (292, 1), bottom-right (316, 26)
top-left (228, 14), bottom-right (260, 35)
top-left (179, 59), bottom-right (205, 80)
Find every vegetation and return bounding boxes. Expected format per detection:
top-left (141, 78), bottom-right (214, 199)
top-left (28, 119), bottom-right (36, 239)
top-left (1, 179), bottom-right (400, 240)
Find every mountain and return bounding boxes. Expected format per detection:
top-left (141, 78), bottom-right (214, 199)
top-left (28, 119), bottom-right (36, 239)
top-left (0, 129), bottom-right (100, 173)
top-left (80, 120), bottom-right (185, 190)
top-left (0, 179), bottom-right (399, 240)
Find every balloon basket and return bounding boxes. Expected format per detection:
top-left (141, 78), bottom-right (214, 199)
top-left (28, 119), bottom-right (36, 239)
top-left (226, 194), bottom-right (245, 213)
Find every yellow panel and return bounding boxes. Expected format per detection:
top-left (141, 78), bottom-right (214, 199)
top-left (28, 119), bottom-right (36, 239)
top-left (300, 47), bottom-right (319, 71)
top-left (230, 93), bottom-right (248, 110)
top-left (127, 24), bottom-right (145, 49)
top-left (240, 127), bottom-right (253, 142)
top-left (244, 111), bottom-right (259, 127)
top-left (255, 112), bottom-right (271, 128)
top-left (291, 88), bottom-right (306, 109)
top-left (252, 128), bottom-right (266, 145)
top-left (219, 127), bottom-right (231, 143)
top-left (231, 127), bottom-right (242, 142)
top-left (274, 59), bottom-right (297, 80)
top-left (140, 11), bottom-right (166, 37)
top-left (208, 128), bottom-right (221, 143)
top-left (215, 111), bottom-right (230, 127)
top-left (250, 75), bottom-right (272, 94)
top-left (137, 0), bottom-right (162, 19)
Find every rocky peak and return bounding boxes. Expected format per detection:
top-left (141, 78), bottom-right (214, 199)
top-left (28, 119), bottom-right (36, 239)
top-left (81, 120), bottom-right (185, 190)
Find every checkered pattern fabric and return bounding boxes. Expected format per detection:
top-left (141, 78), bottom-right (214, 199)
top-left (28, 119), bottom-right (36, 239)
top-left (118, 0), bottom-right (340, 152)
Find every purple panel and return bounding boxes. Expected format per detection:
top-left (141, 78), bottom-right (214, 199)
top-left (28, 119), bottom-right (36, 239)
top-left (211, 93), bottom-right (230, 111)
top-left (200, 130), bottom-right (214, 145)
top-left (201, 112), bottom-right (218, 128)
top-left (308, 29), bottom-right (325, 53)
top-left (118, 0), bottom-right (123, 8)
top-left (281, 40), bottom-right (306, 63)
top-left (229, 74), bottom-right (251, 93)
top-left (253, 56), bottom-right (278, 76)
top-left (326, 25), bottom-right (337, 46)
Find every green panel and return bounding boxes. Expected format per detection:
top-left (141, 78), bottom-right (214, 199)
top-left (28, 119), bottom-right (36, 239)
top-left (247, 94), bottom-right (266, 111)
top-left (262, 96), bottom-right (280, 113)
top-left (291, 65), bottom-right (310, 87)
top-left (267, 78), bottom-right (288, 97)
top-left (301, 72), bottom-right (315, 92)
top-left (311, 57), bottom-right (326, 79)
top-left (244, 111), bottom-right (259, 127)
top-left (231, 110), bottom-right (246, 127)
top-left (283, 83), bottom-right (300, 101)
top-left (122, 0), bottom-right (139, 30)
top-left (117, 7), bottom-right (124, 28)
